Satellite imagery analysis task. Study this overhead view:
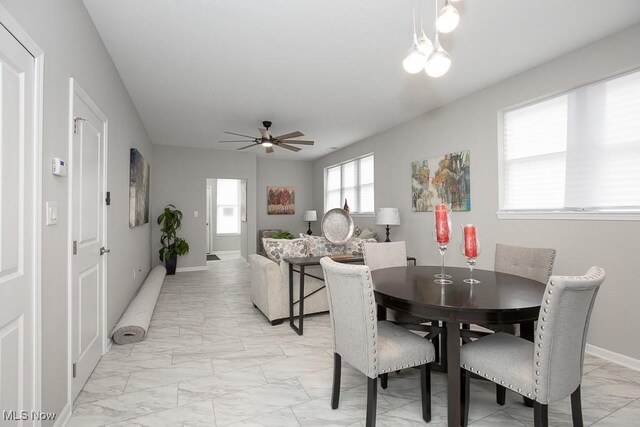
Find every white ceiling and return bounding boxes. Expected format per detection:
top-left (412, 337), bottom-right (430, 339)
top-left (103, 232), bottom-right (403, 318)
top-left (83, 0), bottom-right (640, 160)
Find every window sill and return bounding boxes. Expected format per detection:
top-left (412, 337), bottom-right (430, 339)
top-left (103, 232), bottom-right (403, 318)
top-left (216, 233), bottom-right (241, 236)
top-left (348, 213), bottom-right (375, 218)
top-left (496, 211), bottom-right (640, 221)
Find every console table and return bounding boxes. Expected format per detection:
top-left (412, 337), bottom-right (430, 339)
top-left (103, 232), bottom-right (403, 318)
top-left (284, 254), bottom-right (417, 335)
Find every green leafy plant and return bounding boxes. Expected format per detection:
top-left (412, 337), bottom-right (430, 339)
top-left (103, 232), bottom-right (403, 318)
top-left (157, 204), bottom-right (190, 261)
top-left (272, 230), bottom-right (294, 239)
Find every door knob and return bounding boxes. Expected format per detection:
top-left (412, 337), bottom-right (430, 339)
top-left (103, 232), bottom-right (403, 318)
top-left (100, 247), bottom-right (111, 255)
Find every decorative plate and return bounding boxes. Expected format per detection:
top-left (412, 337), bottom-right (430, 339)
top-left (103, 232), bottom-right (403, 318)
top-left (321, 208), bottom-right (354, 244)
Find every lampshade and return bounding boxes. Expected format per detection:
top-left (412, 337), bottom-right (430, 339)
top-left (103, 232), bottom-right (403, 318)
top-left (375, 208), bottom-right (400, 226)
top-left (425, 42), bottom-right (451, 78)
top-left (303, 210), bottom-right (317, 222)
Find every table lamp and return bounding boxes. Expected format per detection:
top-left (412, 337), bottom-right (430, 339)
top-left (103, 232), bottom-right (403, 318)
top-left (303, 210), bottom-right (317, 235)
top-left (376, 208), bottom-right (400, 242)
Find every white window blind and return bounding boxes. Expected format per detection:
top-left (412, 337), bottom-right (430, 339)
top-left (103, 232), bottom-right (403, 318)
top-left (324, 154), bottom-right (375, 214)
top-left (501, 69), bottom-right (640, 212)
top-left (216, 179), bottom-right (240, 234)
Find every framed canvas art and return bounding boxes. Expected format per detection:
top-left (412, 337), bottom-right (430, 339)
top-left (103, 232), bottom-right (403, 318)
top-left (411, 150), bottom-right (470, 211)
top-left (129, 148), bottom-right (150, 227)
top-left (267, 186), bottom-right (295, 215)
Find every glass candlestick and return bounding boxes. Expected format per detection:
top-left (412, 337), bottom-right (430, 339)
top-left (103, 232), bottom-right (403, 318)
top-left (460, 224), bottom-right (481, 284)
top-left (434, 243), bottom-right (453, 284)
top-left (463, 256), bottom-right (480, 284)
top-left (433, 203), bottom-right (452, 284)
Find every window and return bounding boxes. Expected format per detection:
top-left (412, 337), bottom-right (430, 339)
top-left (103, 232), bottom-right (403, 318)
top-left (500, 69), bottom-right (640, 215)
top-left (216, 179), bottom-right (240, 234)
top-left (325, 154), bottom-right (375, 214)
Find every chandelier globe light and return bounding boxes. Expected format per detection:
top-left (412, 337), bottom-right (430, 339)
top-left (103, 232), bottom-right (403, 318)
top-left (425, 34), bottom-right (451, 77)
top-left (402, 34), bottom-right (428, 74)
top-left (416, 30), bottom-right (434, 59)
top-left (436, 1), bottom-right (460, 33)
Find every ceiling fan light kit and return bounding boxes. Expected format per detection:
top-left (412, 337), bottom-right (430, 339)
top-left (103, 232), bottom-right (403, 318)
top-left (403, 0), bottom-right (460, 78)
top-left (219, 120), bottom-right (314, 154)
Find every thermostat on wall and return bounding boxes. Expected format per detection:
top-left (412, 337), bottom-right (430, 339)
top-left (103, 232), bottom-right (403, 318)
top-left (52, 158), bottom-right (68, 176)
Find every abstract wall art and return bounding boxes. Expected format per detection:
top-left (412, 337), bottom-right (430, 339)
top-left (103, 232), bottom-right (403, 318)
top-left (411, 150), bottom-right (471, 212)
top-left (129, 148), bottom-right (150, 227)
top-left (267, 186), bottom-right (295, 215)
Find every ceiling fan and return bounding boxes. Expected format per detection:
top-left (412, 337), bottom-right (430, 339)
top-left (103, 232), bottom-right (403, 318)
top-left (219, 121), bottom-right (314, 154)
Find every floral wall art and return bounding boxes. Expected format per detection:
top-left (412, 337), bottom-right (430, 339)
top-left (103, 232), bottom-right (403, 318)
top-left (129, 148), bottom-right (150, 227)
top-left (411, 150), bottom-right (471, 212)
top-left (267, 186), bottom-right (295, 215)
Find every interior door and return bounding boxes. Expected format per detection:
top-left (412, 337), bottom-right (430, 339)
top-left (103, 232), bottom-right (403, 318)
top-left (70, 88), bottom-right (106, 400)
top-left (0, 23), bottom-right (37, 423)
top-left (206, 185), bottom-right (212, 254)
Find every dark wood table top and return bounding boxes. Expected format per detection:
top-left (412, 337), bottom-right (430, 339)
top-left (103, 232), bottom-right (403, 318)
top-left (284, 254), bottom-right (416, 267)
top-left (372, 266), bottom-right (545, 324)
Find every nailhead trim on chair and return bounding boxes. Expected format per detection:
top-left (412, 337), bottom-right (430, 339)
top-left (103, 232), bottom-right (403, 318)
top-left (533, 278), bottom-right (554, 402)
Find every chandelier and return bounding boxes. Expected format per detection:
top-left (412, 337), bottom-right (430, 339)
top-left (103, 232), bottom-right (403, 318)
top-left (402, 0), bottom-right (460, 78)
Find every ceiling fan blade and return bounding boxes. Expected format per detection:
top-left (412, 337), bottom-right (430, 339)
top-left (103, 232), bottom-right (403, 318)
top-left (236, 144), bottom-right (257, 150)
top-left (218, 140), bottom-right (255, 143)
top-left (265, 146), bottom-right (274, 154)
top-left (279, 140), bottom-right (314, 145)
top-left (225, 131), bottom-right (258, 139)
top-left (259, 128), bottom-right (270, 140)
top-left (274, 131), bottom-right (303, 140)
top-left (276, 142), bottom-right (301, 152)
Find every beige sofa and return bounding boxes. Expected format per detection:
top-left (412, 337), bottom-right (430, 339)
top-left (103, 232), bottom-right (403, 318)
top-left (249, 234), bottom-right (376, 325)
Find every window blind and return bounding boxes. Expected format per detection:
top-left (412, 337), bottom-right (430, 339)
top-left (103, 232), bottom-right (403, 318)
top-left (502, 68), bottom-right (640, 212)
top-left (324, 154), bottom-right (375, 214)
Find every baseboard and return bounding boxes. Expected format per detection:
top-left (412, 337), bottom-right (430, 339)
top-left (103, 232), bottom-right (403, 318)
top-left (53, 402), bottom-right (71, 427)
top-left (586, 343), bottom-right (640, 372)
top-left (212, 250), bottom-right (241, 255)
top-left (175, 266), bottom-right (208, 273)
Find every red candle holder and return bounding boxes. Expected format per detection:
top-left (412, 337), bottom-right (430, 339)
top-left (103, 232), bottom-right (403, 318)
top-left (460, 224), bottom-right (482, 284)
top-left (433, 203), bottom-right (452, 284)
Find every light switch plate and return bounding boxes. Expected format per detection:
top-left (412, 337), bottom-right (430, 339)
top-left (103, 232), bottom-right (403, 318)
top-left (194, 210), bottom-right (199, 218)
top-left (46, 201), bottom-right (58, 225)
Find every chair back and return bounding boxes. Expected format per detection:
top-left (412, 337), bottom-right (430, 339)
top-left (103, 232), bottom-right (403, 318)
top-left (494, 243), bottom-right (556, 284)
top-left (320, 257), bottom-right (378, 378)
top-left (363, 241), bottom-right (407, 272)
top-left (533, 267), bottom-right (605, 404)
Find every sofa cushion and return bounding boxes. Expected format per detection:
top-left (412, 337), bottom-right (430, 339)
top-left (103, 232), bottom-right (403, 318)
top-left (299, 234), bottom-right (347, 256)
top-left (262, 238), bottom-right (309, 263)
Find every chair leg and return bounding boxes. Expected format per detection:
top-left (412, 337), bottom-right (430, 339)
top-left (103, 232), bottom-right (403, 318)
top-left (331, 353), bottom-right (341, 409)
top-left (460, 368), bottom-right (470, 427)
top-left (533, 402), bottom-right (548, 427)
top-left (571, 385), bottom-right (584, 427)
top-left (496, 384), bottom-right (506, 405)
top-left (366, 377), bottom-right (377, 427)
top-left (420, 364), bottom-right (431, 422)
top-left (380, 373), bottom-right (388, 389)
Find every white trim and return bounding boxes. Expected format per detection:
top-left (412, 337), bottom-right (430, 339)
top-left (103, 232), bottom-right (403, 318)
top-left (0, 5), bottom-right (45, 420)
top-left (67, 78), bottom-right (109, 405)
top-left (176, 266), bottom-right (209, 273)
top-left (212, 250), bottom-right (241, 256)
top-left (496, 211), bottom-right (640, 221)
top-left (586, 344), bottom-right (640, 372)
top-left (52, 402), bottom-right (71, 427)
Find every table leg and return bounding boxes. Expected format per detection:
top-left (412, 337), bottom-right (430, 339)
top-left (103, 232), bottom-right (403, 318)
top-left (377, 304), bottom-right (387, 321)
top-left (288, 262), bottom-right (296, 333)
top-left (521, 321), bottom-right (535, 407)
top-left (288, 264), bottom-right (305, 335)
top-left (446, 319), bottom-right (461, 427)
top-left (298, 266), bottom-right (305, 335)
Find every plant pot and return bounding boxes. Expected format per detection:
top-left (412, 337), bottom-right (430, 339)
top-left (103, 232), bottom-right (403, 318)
top-left (165, 253), bottom-right (178, 275)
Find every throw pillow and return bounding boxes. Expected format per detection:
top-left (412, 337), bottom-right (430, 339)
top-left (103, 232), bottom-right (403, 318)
top-left (346, 237), bottom-right (378, 255)
top-left (262, 238), bottom-right (309, 263)
top-left (299, 234), bottom-right (347, 256)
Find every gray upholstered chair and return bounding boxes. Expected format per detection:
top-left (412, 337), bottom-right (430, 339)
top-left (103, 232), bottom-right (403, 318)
top-left (459, 267), bottom-right (606, 427)
top-left (320, 257), bottom-right (436, 427)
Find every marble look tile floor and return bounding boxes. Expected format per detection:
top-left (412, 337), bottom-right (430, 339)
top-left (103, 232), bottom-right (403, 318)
top-left (69, 258), bottom-right (640, 426)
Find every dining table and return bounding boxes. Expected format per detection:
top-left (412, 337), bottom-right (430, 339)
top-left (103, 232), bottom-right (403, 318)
top-left (371, 265), bottom-right (546, 427)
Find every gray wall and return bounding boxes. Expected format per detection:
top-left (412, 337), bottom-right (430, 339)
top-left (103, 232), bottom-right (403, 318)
top-left (0, 0), bottom-right (153, 422)
top-left (152, 145), bottom-right (257, 266)
top-left (313, 24), bottom-right (640, 360)
top-left (257, 158), bottom-right (315, 236)
top-left (206, 178), bottom-right (242, 252)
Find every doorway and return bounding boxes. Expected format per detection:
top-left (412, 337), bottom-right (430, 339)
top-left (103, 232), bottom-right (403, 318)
top-left (68, 79), bottom-right (108, 401)
top-left (206, 178), bottom-right (247, 261)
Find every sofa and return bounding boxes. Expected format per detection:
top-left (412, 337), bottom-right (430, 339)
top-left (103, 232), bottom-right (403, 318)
top-left (250, 233), bottom-right (377, 325)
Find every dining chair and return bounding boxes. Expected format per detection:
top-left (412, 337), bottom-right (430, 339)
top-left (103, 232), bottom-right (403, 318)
top-left (320, 257), bottom-right (436, 427)
top-left (459, 266), bottom-right (606, 427)
top-left (363, 241), bottom-right (442, 387)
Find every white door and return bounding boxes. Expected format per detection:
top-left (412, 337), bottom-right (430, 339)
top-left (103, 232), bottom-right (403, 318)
top-left (206, 185), bottom-right (213, 254)
top-left (0, 24), bottom-right (37, 423)
top-left (70, 86), bottom-right (106, 400)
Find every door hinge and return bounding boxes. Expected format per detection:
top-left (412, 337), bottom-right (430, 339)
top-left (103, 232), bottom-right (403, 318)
top-left (73, 117), bottom-right (86, 134)
top-left (105, 191), bottom-right (111, 206)
top-left (72, 363), bottom-right (77, 378)
top-left (73, 240), bottom-right (78, 255)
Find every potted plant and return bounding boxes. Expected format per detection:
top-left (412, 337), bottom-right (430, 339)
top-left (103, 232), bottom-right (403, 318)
top-left (157, 204), bottom-right (190, 275)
